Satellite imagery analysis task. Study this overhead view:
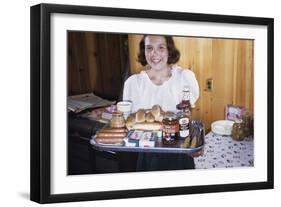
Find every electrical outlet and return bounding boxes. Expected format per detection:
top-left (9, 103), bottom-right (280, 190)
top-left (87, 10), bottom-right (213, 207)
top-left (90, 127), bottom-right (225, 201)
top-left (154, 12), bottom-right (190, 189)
top-left (206, 78), bottom-right (213, 91)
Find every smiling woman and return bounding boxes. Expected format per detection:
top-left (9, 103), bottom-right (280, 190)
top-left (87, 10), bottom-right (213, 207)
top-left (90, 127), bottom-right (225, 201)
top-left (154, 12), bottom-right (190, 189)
top-left (123, 35), bottom-right (200, 171)
top-left (123, 35), bottom-right (200, 112)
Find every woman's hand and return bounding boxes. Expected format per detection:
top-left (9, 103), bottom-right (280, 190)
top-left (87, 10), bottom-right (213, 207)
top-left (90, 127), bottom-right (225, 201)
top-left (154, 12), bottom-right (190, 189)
top-left (189, 149), bottom-right (204, 158)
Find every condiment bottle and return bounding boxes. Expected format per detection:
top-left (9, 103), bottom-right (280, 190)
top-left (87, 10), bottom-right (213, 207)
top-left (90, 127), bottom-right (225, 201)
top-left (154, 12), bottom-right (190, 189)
top-left (176, 86), bottom-right (192, 139)
top-left (178, 85), bottom-right (192, 110)
top-left (177, 105), bottom-right (191, 139)
top-left (232, 119), bottom-right (245, 141)
top-left (110, 111), bottom-right (125, 128)
top-left (162, 111), bottom-right (179, 145)
top-left (242, 110), bottom-right (253, 137)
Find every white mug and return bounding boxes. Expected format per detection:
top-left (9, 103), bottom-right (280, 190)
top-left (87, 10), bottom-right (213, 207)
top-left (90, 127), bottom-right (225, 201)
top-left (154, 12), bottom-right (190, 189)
top-left (117, 101), bottom-right (132, 119)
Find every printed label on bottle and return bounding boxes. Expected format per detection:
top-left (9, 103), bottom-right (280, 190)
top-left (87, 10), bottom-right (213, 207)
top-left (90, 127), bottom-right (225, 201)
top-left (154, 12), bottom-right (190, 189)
top-left (163, 124), bottom-right (179, 141)
top-left (179, 117), bottom-right (189, 125)
top-left (163, 125), bottom-right (179, 133)
top-left (179, 129), bottom-right (189, 137)
top-left (179, 117), bottom-right (189, 138)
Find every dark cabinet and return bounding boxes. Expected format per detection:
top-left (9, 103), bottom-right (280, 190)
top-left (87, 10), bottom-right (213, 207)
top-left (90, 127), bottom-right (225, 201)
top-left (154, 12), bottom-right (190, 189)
top-left (68, 134), bottom-right (138, 175)
top-left (68, 134), bottom-right (120, 175)
top-left (67, 115), bottom-right (138, 175)
top-left (67, 32), bottom-right (129, 101)
top-left (68, 135), bottom-right (96, 175)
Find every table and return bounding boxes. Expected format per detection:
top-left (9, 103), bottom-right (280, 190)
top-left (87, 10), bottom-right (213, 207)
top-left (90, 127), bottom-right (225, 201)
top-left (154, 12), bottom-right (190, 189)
top-left (194, 132), bottom-right (254, 169)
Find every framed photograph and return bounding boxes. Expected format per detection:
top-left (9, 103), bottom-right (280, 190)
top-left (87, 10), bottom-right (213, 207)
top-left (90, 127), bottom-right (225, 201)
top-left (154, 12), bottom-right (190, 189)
top-left (30, 3), bottom-right (274, 203)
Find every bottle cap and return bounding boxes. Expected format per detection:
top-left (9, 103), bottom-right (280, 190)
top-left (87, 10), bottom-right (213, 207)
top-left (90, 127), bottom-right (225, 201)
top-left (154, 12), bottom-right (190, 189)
top-left (176, 103), bottom-right (190, 110)
top-left (164, 111), bottom-right (177, 120)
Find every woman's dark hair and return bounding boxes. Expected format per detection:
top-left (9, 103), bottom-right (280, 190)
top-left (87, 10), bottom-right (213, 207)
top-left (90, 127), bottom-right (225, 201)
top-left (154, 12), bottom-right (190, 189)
top-left (137, 35), bottom-right (181, 66)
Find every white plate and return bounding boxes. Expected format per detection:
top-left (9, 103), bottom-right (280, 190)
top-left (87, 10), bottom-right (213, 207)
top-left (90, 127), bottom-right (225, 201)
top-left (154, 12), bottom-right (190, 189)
top-left (211, 120), bottom-right (234, 135)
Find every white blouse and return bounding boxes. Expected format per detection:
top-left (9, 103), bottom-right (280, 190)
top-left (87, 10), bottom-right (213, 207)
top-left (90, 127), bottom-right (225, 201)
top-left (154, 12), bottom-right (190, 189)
top-left (123, 65), bottom-right (200, 112)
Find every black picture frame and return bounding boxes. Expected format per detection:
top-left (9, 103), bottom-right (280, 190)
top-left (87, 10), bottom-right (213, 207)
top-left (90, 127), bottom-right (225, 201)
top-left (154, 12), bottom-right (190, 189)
top-left (30, 3), bottom-right (274, 204)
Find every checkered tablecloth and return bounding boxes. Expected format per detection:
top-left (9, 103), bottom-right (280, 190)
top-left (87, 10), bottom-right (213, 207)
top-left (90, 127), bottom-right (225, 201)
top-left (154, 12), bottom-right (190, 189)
top-left (194, 132), bottom-right (254, 169)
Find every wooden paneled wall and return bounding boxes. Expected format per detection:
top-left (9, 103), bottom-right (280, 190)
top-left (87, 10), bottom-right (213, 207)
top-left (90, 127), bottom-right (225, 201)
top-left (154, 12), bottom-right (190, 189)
top-left (68, 32), bottom-right (97, 95)
top-left (128, 35), bottom-right (254, 130)
top-left (68, 32), bottom-right (128, 100)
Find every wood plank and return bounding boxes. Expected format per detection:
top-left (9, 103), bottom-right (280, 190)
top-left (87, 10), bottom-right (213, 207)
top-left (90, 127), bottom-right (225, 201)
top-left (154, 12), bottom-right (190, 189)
top-left (128, 34), bottom-right (143, 74)
top-left (211, 39), bottom-right (235, 123)
top-left (84, 32), bottom-right (98, 92)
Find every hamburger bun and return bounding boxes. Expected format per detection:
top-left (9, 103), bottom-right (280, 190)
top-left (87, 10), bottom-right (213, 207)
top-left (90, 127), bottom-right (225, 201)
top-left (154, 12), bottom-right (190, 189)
top-left (136, 109), bottom-right (146, 123)
top-left (132, 122), bottom-right (162, 131)
top-left (125, 113), bottom-right (136, 128)
top-left (151, 105), bottom-right (162, 118)
top-left (145, 112), bottom-right (155, 122)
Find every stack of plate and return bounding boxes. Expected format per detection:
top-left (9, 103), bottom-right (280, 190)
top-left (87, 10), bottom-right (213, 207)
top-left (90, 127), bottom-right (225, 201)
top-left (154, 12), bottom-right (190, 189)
top-left (211, 120), bottom-right (234, 135)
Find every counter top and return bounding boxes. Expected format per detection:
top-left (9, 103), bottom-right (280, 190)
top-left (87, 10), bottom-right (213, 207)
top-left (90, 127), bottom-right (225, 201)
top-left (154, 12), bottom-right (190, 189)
top-left (194, 132), bottom-right (254, 169)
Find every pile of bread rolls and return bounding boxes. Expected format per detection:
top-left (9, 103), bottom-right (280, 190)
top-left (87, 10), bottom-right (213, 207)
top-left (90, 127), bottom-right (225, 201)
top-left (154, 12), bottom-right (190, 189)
top-left (95, 105), bottom-right (164, 145)
top-left (126, 105), bottom-right (164, 131)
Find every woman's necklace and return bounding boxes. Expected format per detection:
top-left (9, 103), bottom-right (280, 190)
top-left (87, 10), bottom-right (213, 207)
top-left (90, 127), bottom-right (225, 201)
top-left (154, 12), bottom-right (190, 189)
top-left (148, 68), bottom-right (172, 85)
top-left (158, 73), bottom-right (172, 82)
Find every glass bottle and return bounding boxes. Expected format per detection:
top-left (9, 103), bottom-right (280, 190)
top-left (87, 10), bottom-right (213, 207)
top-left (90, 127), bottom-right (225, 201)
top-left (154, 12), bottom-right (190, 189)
top-left (176, 86), bottom-right (192, 139)
top-left (162, 112), bottom-right (179, 145)
top-left (179, 85), bottom-right (192, 110)
top-left (177, 105), bottom-right (191, 139)
top-left (242, 110), bottom-right (253, 137)
top-left (110, 111), bottom-right (125, 128)
top-left (232, 119), bottom-right (245, 141)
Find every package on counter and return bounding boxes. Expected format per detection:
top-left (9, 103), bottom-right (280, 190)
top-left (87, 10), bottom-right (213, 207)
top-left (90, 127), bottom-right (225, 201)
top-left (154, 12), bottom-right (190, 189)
top-left (127, 130), bottom-right (143, 140)
top-left (124, 138), bottom-right (139, 147)
top-left (124, 130), bottom-right (143, 147)
top-left (139, 131), bottom-right (157, 147)
top-left (225, 104), bottom-right (246, 121)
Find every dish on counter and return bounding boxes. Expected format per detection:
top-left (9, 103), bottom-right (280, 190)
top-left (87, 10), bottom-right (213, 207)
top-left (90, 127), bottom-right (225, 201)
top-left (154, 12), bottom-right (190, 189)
top-left (211, 120), bottom-right (234, 135)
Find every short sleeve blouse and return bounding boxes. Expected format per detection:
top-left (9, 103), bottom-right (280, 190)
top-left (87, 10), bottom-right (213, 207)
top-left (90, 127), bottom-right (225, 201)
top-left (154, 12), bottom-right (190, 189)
top-left (123, 65), bottom-right (199, 112)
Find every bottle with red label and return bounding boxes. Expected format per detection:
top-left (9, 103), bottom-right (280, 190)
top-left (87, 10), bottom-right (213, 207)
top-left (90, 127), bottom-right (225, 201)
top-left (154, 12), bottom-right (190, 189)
top-left (176, 86), bottom-right (192, 139)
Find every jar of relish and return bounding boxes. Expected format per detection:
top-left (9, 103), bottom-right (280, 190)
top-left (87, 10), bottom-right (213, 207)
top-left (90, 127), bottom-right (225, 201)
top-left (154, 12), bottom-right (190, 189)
top-left (110, 111), bottom-right (125, 128)
top-left (232, 119), bottom-right (245, 141)
top-left (162, 111), bottom-right (179, 145)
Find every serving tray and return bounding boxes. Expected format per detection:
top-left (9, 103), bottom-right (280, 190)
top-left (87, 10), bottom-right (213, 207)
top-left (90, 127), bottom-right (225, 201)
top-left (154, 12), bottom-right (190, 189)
top-left (90, 135), bottom-right (204, 154)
